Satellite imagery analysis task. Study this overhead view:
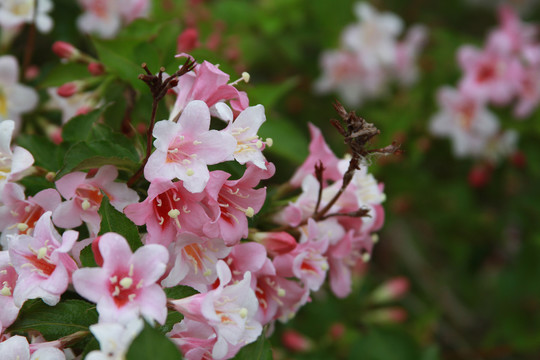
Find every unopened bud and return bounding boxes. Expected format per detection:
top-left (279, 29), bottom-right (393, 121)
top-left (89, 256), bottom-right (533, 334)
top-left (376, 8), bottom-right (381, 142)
top-left (329, 323), bottom-right (345, 340)
top-left (52, 41), bottom-right (80, 60)
top-left (88, 62), bottom-right (105, 76)
top-left (45, 172), bottom-right (56, 182)
top-left (91, 236), bottom-right (104, 267)
top-left (363, 307), bottom-right (407, 324)
top-left (281, 330), bottom-right (313, 353)
top-left (468, 164), bottom-right (492, 188)
top-left (57, 82), bottom-right (79, 98)
top-left (177, 28), bottom-right (199, 53)
top-left (253, 231), bottom-right (297, 256)
top-left (371, 277), bottom-right (409, 303)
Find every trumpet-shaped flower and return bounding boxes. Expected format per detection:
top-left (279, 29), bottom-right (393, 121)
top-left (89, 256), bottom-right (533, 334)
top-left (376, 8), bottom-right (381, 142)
top-left (145, 101), bottom-right (236, 193)
top-left (0, 120), bottom-right (34, 193)
top-left (72, 232), bottom-right (169, 324)
top-left (8, 212), bottom-right (78, 307)
top-left (0, 251), bottom-right (20, 328)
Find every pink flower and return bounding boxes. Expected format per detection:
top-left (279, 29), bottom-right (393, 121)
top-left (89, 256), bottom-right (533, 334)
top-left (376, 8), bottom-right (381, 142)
top-left (273, 220), bottom-right (329, 292)
top-left (252, 231), bottom-right (297, 257)
top-left (487, 5), bottom-right (538, 56)
top-left (177, 28), bottom-right (200, 53)
top-left (72, 232), bottom-right (169, 324)
top-left (124, 178), bottom-right (213, 246)
top-left (145, 101), bottom-right (237, 193)
top-left (429, 86), bottom-right (499, 158)
top-left (0, 183), bottom-right (61, 245)
top-left (53, 165), bottom-right (139, 235)
top-left (0, 120), bottom-right (34, 193)
top-left (161, 233), bottom-right (231, 292)
top-left (0, 251), bottom-right (20, 329)
top-left (204, 163), bottom-right (274, 246)
top-left (170, 261), bottom-right (262, 359)
top-left (169, 61), bottom-right (249, 122)
top-left (394, 24), bottom-right (428, 86)
top-left (223, 105), bottom-right (271, 169)
top-left (8, 212), bottom-right (78, 307)
top-left (290, 123), bottom-right (341, 188)
top-left (457, 45), bottom-right (520, 105)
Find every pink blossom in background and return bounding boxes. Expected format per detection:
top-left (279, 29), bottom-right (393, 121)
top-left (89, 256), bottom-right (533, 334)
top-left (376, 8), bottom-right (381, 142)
top-left (72, 232), bottom-right (169, 324)
top-left (144, 101), bottom-right (236, 193)
top-left (8, 212), bottom-right (78, 307)
top-left (53, 165), bottom-right (139, 235)
top-left (46, 88), bottom-right (97, 124)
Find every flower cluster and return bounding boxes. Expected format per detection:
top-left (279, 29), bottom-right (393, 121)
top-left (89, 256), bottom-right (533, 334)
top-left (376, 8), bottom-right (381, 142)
top-left (0, 42), bottom-right (392, 358)
top-left (429, 5), bottom-right (540, 163)
top-left (315, 2), bottom-right (427, 107)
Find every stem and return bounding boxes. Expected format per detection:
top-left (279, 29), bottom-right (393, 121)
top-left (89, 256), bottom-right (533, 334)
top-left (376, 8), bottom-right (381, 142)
top-left (22, 1), bottom-right (38, 74)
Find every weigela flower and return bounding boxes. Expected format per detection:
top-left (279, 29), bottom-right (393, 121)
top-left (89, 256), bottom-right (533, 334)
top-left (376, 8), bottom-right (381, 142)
top-left (0, 120), bottom-right (34, 194)
top-left (8, 212), bottom-right (78, 307)
top-left (394, 24), bottom-right (428, 86)
top-left (170, 261), bottom-right (262, 359)
top-left (223, 104), bottom-right (271, 170)
top-left (0, 0), bottom-right (54, 33)
top-left (53, 165), bottom-right (139, 235)
top-left (46, 88), bottom-right (97, 124)
top-left (76, 0), bottom-right (149, 38)
top-left (161, 232), bottom-right (231, 292)
top-left (124, 178), bottom-right (213, 247)
top-left (144, 100), bottom-right (237, 193)
top-left (204, 163), bottom-right (274, 246)
top-left (86, 318), bottom-right (144, 360)
top-left (169, 60), bottom-right (249, 122)
top-left (429, 86), bottom-right (499, 158)
top-left (273, 219), bottom-right (329, 292)
top-left (72, 232), bottom-right (169, 324)
top-left (0, 335), bottom-right (65, 360)
top-left (0, 183), bottom-right (61, 247)
top-left (0, 251), bottom-right (20, 329)
top-left (290, 123), bottom-right (341, 188)
top-left (0, 56), bottom-right (39, 128)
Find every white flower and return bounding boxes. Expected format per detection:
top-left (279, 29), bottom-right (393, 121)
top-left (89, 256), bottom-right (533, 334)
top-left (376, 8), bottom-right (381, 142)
top-left (0, 0), bottom-right (53, 33)
top-left (86, 319), bottom-right (144, 360)
top-left (0, 120), bottom-right (34, 194)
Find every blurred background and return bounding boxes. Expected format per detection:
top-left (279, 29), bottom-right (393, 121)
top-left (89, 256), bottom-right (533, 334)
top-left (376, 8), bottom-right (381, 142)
top-left (5, 0), bottom-right (540, 358)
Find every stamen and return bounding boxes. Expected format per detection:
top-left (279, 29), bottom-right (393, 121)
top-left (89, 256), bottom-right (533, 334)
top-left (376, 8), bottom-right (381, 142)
top-left (168, 209), bottom-right (180, 218)
top-left (119, 277), bottom-right (133, 289)
top-left (81, 199), bottom-right (91, 210)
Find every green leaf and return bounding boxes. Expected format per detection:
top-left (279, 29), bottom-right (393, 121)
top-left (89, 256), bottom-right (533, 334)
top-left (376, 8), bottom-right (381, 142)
top-left (17, 135), bottom-right (64, 172)
top-left (248, 77), bottom-right (298, 110)
top-left (62, 109), bottom-right (104, 143)
top-left (8, 299), bottom-right (98, 342)
top-left (126, 321), bottom-right (183, 360)
top-left (40, 62), bottom-right (91, 87)
top-left (258, 116), bottom-right (308, 164)
top-left (98, 195), bottom-right (141, 251)
top-left (56, 140), bottom-right (139, 179)
top-left (233, 331), bottom-right (272, 360)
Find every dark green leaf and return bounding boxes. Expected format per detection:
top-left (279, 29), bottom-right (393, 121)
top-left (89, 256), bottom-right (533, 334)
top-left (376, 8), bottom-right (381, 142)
top-left (40, 63), bottom-right (91, 87)
top-left (17, 135), bottom-right (64, 171)
top-left (8, 299), bottom-right (97, 342)
top-left (98, 195), bottom-right (141, 251)
top-left (258, 116), bottom-right (308, 164)
top-left (126, 321), bottom-right (183, 360)
top-left (62, 108), bottom-right (104, 143)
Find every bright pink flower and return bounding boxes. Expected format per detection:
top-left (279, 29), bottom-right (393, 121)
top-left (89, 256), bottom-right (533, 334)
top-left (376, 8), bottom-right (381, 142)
top-left (170, 261), bottom-right (262, 359)
top-left (457, 45), bottom-right (520, 105)
top-left (290, 123), bottom-right (341, 188)
top-left (0, 183), bottom-right (61, 243)
top-left (273, 220), bottom-right (329, 291)
top-left (8, 212), bottom-right (78, 307)
top-left (53, 165), bottom-right (139, 235)
top-left (169, 60), bottom-right (249, 121)
top-left (52, 41), bottom-right (79, 60)
top-left (145, 101), bottom-right (237, 193)
top-left (253, 231), bottom-right (297, 256)
top-left (161, 232), bottom-right (231, 292)
top-left (0, 120), bottom-right (34, 193)
top-left (124, 178), bottom-right (213, 246)
top-left (0, 251), bottom-right (20, 329)
top-left (204, 163), bottom-right (274, 246)
top-left (72, 232), bottom-right (169, 324)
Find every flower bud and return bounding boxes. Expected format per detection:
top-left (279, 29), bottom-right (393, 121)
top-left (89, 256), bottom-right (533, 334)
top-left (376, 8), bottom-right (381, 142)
top-left (468, 164), bottom-right (492, 188)
top-left (363, 307), bottom-right (407, 324)
top-left (56, 82), bottom-right (80, 98)
top-left (88, 62), bottom-right (105, 76)
top-left (329, 323), bottom-right (345, 340)
top-left (91, 236), bottom-right (104, 267)
top-left (52, 41), bottom-right (80, 60)
top-left (281, 329), bottom-right (313, 352)
top-left (371, 277), bottom-right (409, 303)
top-left (253, 231), bottom-right (297, 256)
top-left (510, 151), bottom-right (526, 169)
top-left (177, 28), bottom-right (199, 53)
